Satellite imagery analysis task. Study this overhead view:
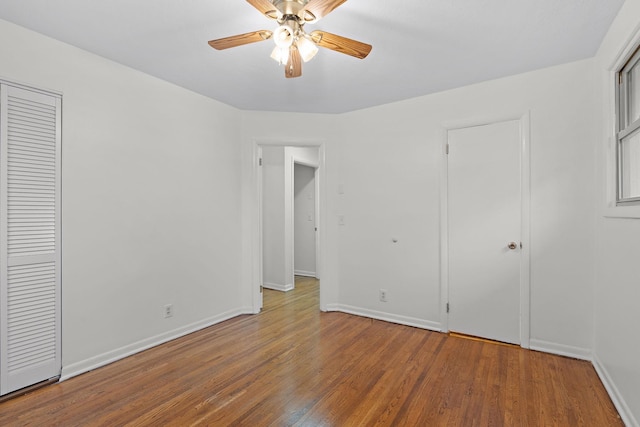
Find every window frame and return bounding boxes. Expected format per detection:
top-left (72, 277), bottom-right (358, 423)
top-left (616, 45), bottom-right (640, 205)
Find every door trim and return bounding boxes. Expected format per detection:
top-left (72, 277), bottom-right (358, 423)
top-left (250, 139), bottom-right (326, 313)
top-left (439, 113), bottom-right (531, 348)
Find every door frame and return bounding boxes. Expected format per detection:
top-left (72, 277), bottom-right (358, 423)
top-left (285, 151), bottom-right (319, 289)
top-left (439, 113), bottom-right (531, 348)
top-left (250, 139), bottom-right (326, 313)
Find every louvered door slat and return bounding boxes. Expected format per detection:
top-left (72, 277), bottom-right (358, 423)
top-left (10, 195), bottom-right (56, 202)
top-left (7, 137), bottom-right (56, 149)
top-left (8, 108), bottom-right (55, 121)
top-left (8, 143), bottom-right (56, 155)
top-left (9, 120), bottom-right (56, 134)
top-left (5, 327), bottom-right (55, 348)
top-left (7, 274), bottom-right (54, 284)
top-left (8, 338), bottom-right (56, 360)
top-left (8, 229), bottom-right (55, 237)
top-left (1, 84), bottom-right (61, 395)
top-left (8, 278), bottom-right (55, 288)
top-left (9, 151), bottom-right (56, 163)
top-left (6, 274), bottom-right (56, 287)
top-left (9, 166), bottom-right (56, 175)
top-left (9, 114), bottom-right (56, 127)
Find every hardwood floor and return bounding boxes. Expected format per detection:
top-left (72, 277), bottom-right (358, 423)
top-left (0, 277), bottom-right (622, 426)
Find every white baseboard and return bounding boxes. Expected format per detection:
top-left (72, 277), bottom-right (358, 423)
top-left (263, 282), bottom-right (294, 292)
top-left (60, 307), bottom-right (251, 381)
top-left (529, 338), bottom-right (591, 361)
top-left (324, 303), bottom-right (339, 311)
top-left (326, 304), bottom-right (441, 331)
top-left (593, 354), bottom-right (639, 427)
top-left (323, 308), bottom-right (593, 361)
top-left (294, 270), bottom-right (316, 277)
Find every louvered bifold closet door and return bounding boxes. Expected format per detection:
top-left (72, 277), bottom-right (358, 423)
top-left (0, 84), bottom-right (61, 395)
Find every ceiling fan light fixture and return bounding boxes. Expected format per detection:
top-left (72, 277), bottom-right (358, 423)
top-left (273, 25), bottom-right (295, 48)
top-left (270, 46), bottom-right (290, 65)
top-left (296, 34), bottom-right (318, 62)
top-left (208, 0), bottom-right (372, 79)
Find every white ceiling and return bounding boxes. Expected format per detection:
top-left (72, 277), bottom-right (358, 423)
top-left (0, 0), bottom-right (625, 114)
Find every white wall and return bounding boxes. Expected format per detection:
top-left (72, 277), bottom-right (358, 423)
top-left (0, 19), bottom-right (245, 377)
top-left (335, 60), bottom-right (599, 351)
top-left (294, 163), bottom-right (316, 276)
top-left (242, 59), bottom-right (599, 352)
top-left (594, 1), bottom-right (640, 425)
top-left (261, 146), bottom-right (288, 290)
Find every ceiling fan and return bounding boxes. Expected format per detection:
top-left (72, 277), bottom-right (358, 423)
top-left (208, 0), bottom-right (372, 78)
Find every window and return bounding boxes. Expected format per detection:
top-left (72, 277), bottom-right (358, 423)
top-left (616, 45), bottom-right (640, 204)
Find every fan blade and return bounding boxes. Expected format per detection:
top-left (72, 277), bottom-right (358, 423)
top-left (246, 0), bottom-right (279, 19)
top-left (302, 0), bottom-right (347, 22)
top-left (310, 30), bottom-right (372, 59)
top-left (208, 30), bottom-right (272, 50)
top-left (285, 46), bottom-right (302, 78)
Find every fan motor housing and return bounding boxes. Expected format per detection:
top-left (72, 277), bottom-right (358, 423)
top-left (273, 0), bottom-right (308, 17)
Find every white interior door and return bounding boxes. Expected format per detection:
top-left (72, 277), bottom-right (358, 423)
top-left (1, 84), bottom-right (62, 394)
top-left (448, 120), bottom-right (521, 344)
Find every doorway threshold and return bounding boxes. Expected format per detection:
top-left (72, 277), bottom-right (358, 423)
top-left (448, 331), bottom-right (519, 348)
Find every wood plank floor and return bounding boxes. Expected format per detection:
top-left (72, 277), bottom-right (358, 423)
top-left (0, 277), bottom-right (622, 426)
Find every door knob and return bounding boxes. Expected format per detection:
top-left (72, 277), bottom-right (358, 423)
top-left (507, 242), bottom-right (518, 250)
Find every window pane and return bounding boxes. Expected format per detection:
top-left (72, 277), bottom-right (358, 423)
top-left (621, 128), bottom-right (640, 199)
top-left (630, 59), bottom-right (640, 125)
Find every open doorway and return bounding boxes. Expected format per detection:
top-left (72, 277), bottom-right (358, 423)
top-left (258, 145), bottom-right (321, 309)
top-left (294, 162), bottom-right (318, 279)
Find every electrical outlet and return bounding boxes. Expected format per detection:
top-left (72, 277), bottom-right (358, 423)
top-left (379, 289), bottom-right (388, 302)
top-left (164, 304), bottom-right (173, 318)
